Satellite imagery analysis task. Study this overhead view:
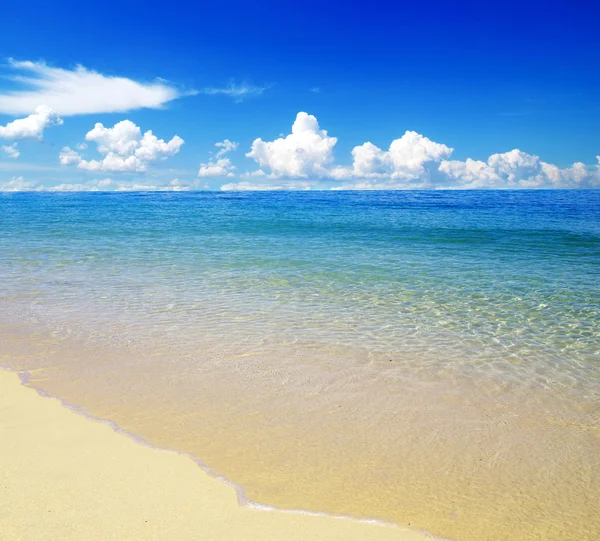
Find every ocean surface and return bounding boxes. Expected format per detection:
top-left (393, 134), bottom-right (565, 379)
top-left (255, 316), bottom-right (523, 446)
top-left (1, 190), bottom-right (599, 540)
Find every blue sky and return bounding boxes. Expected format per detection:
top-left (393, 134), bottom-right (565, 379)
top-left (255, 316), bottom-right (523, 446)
top-left (1, 0), bottom-right (599, 190)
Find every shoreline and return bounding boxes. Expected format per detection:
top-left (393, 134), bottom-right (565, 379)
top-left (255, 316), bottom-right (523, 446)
top-left (2, 318), bottom-right (599, 540)
top-left (0, 368), bottom-right (435, 540)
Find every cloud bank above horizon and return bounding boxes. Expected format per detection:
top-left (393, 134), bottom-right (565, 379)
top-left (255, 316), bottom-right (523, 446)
top-left (0, 175), bottom-right (194, 192)
top-left (2, 106), bottom-right (599, 190)
top-left (234, 112), bottom-right (600, 190)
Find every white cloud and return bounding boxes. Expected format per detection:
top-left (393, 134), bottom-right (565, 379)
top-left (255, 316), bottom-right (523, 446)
top-left (220, 182), bottom-right (282, 191)
top-left (110, 178), bottom-right (193, 191)
top-left (243, 169), bottom-right (267, 177)
top-left (437, 158), bottom-right (499, 188)
top-left (215, 139), bottom-right (238, 157)
top-left (167, 178), bottom-right (193, 191)
top-left (198, 139), bottom-right (238, 178)
top-left (60, 120), bottom-right (184, 173)
top-left (200, 82), bottom-right (269, 101)
top-left (59, 147), bottom-right (82, 166)
top-left (0, 176), bottom-right (42, 191)
top-left (84, 178), bottom-right (193, 192)
top-left (331, 179), bottom-right (431, 190)
top-left (0, 177), bottom-right (195, 192)
top-left (543, 161), bottom-right (596, 188)
top-left (0, 59), bottom-right (188, 116)
top-left (198, 158), bottom-right (236, 177)
top-left (220, 180), bottom-right (313, 191)
top-left (46, 182), bottom-right (101, 192)
top-left (330, 131), bottom-right (453, 186)
top-left (0, 105), bottom-right (63, 139)
top-left (439, 149), bottom-right (600, 189)
top-left (246, 112), bottom-right (337, 178)
top-left (2, 143), bottom-right (20, 159)
top-left (240, 111), bottom-right (600, 189)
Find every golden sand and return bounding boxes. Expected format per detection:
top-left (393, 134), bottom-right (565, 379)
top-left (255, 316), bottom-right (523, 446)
top-left (0, 369), bottom-right (431, 541)
top-left (2, 323), bottom-right (599, 540)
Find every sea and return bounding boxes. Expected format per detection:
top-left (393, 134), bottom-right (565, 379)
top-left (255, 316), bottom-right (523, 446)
top-left (1, 190), bottom-right (599, 540)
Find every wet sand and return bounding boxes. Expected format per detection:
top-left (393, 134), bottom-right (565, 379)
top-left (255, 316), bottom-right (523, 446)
top-left (1, 321), bottom-right (599, 540)
top-left (0, 369), bottom-right (433, 541)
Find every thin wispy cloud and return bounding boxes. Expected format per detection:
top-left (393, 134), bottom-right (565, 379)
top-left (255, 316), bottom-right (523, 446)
top-left (200, 81), bottom-right (270, 102)
top-left (0, 161), bottom-right (62, 172)
top-left (0, 176), bottom-right (197, 192)
top-left (0, 59), bottom-right (192, 116)
top-left (220, 180), bottom-right (314, 191)
top-left (1, 143), bottom-right (20, 159)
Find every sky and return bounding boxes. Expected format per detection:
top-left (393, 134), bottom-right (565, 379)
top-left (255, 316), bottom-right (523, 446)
top-left (0, 0), bottom-right (599, 191)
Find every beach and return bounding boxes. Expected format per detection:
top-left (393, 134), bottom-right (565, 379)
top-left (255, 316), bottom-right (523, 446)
top-left (0, 369), bottom-right (431, 541)
top-left (1, 0), bottom-right (599, 535)
top-left (1, 191), bottom-right (599, 540)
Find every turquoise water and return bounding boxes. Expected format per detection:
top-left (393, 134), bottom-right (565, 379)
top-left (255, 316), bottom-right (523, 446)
top-left (1, 190), bottom-right (599, 392)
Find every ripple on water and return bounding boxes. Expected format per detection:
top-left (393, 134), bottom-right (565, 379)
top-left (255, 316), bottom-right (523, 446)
top-left (0, 190), bottom-right (599, 539)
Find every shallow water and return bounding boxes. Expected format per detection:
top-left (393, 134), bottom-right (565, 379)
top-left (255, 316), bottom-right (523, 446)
top-left (1, 191), bottom-right (599, 539)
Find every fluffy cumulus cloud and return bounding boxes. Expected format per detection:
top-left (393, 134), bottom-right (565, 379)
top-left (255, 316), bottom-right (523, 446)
top-left (246, 112), bottom-right (337, 178)
top-left (242, 112), bottom-right (598, 190)
top-left (198, 139), bottom-right (238, 177)
top-left (198, 159), bottom-right (236, 177)
top-left (331, 131), bottom-right (453, 186)
top-left (0, 105), bottom-right (63, 139)
top-left (0, 60), bottom-right (188, 116)
top-left (4, 106), bottom-right (600, 190)
top-left (2, 143), bottom-right (20, 159)
top-left (439, 150), bottom-right (600, 189)
top-left (59, 120), bottom-right (184, 173)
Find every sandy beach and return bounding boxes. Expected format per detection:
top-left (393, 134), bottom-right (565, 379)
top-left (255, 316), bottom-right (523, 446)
top-left (0, 369), bottom-right (432, 541)
top-left (1, 191), bottom-right (598, 541)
